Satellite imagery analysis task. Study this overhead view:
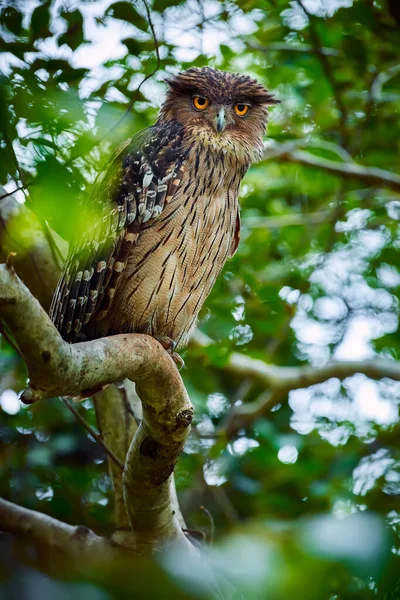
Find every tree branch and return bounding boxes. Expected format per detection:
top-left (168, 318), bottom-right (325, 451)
top-left (263, 144), bottom-right (400, 193)
top-left (0, 264), bottom-right (193, 552)
top-left (243, 210), bottom-right (331, 230)
top-left (123, 375), bottom-right (193, 552)
top-left (248, 41), bottom-right (342, 57)
top-left (0, 497), bottom-right (112, 559)
top-left (94, 384), bottom-right (137, 546)
top-left (225, 351), bottom-right (400, 390)
top-left (191, 331), bottom-right (400, 436)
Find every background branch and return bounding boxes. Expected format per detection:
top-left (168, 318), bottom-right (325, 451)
top-left (191, 331), bottom-right (400, 436)
top-left (263, 144), bottom-right (400, 193)
top-left (94, 384), bottom-right (137, 547)
top-left (0, 497), bottom-right (113, 559)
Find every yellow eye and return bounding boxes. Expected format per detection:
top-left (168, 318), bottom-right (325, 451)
top-left (234, 103), bottom-right (250, 117)
top-left (193, 96), bottom-right (209, 111)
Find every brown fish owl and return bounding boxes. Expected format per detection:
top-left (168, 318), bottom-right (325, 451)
top-left (50, 67), bottom-right (278, 362)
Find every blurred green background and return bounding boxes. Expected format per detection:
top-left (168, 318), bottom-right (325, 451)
top-left (0, 0), bottom-right (399, 597)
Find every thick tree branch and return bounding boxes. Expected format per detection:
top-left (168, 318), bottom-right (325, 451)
top-left (263, 144), bottom-right (400, 193)
top-left (0, 263), bottom-right (179, 403)
top-left (123, 375), bottom-right (193, 552)
top-left (224, 352), bottom-right (400, 390)
top-left (0, 264), bottom-right (193, 552)
top-left (192, 330), bottom-right (400, 389)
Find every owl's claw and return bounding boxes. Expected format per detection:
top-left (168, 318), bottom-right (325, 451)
top-left (154, 336), bottom-right (185, 370)
top-left (171, 351), bottom-right (185, 370)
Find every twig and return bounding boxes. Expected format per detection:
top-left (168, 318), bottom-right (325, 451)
top-left (62, 397), bottom-right (124, 470)
top-left (0, 184), bottom-right (29, 201)
top-left (182, 527), bottom-right (206, 545)
top-left (5, 252), bottom-right (16, 269)
top-left (0, 320), bottom-right (19, 354)
top-left (200, 505), bottom-right (215, 545)
top-left (121, 384), bottom-right (138, 421)
top-left (2, 107), bottom-right (28, 202)
top-left (209, 484), bottom-right (239, 523)
top-left (370, 63), bottom-right (400, 102)
top-left (101, 0), bottom-right (161, 135)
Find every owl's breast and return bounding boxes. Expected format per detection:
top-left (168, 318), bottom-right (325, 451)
top-left (107, 164), bottom-right (240, 346)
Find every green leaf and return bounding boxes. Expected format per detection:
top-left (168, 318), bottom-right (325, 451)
top-left (152, 0), bottom-right (184, 11)
top-left (105, 2), bottom-right (148, 31)
top-left (30, 0), bottom-right (52, 41)
top-left (0, 38), bottom-right (33, 58)
top-left (58, 9), bottom-right (85, 51)
top-left (34, 137), bottom-right (58, 150)
top-left (0, 7), bottom-right (23, 35)
top-left (55, 67), bottom-right (89, 84)
top-left (122, 37), bottom-right (143, 55)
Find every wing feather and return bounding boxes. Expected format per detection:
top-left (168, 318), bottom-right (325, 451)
top-left (49, 120), bottom-right (186, 340)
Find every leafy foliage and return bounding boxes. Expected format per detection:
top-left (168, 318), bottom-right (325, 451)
top-left (0, 0), bottom-right (399, 598)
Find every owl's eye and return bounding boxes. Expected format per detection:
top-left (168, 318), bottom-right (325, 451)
top-left (192, 96), bottom-right (209, 111)
top-left (234, 103), bottom-right (250, 117)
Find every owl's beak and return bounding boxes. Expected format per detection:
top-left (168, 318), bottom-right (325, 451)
top-left (216, 108), bottom-right (226, 134)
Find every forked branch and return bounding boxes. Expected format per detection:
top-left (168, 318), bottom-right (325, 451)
top-left (0, 263), bottom-right (193, 552)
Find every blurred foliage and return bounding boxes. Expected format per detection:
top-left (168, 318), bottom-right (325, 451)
top-left (0, 0), bottom-right (400, 598)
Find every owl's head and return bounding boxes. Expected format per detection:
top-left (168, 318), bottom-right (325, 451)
top-left (159, 67), bottom-right (279, 162)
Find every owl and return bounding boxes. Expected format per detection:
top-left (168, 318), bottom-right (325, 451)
top-left (50, 67), bottom-right (278, 365)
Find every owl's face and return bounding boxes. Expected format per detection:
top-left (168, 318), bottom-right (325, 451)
top-left (159, 67), bottom-right (279, 163)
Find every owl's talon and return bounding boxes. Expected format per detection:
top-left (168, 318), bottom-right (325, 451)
top-left (168, 339), bottom-right (177, 353)
top-left (154, 335), bottom-right (175, 352)
top-left (154, 336), bottom-right (183, 369)
top-left (172, 351), bottom-right (185, 370)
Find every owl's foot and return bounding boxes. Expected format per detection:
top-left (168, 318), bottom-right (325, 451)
top-left (154, 336), bottom-right (185, 370)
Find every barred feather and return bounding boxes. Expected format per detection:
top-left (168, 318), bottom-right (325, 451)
top-left (49, 120), bottom-right (187, 340)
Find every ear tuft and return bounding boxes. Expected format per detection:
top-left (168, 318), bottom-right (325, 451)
top-left (251, 91), bottom-right (280, 106)
top-left (165, 74), bottom-right (197, 95)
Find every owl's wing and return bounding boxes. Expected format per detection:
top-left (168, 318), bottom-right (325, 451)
top-left (230, 208), bottom-right (241, 257)
top-left (49, 120), bottom-right (186, 339)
